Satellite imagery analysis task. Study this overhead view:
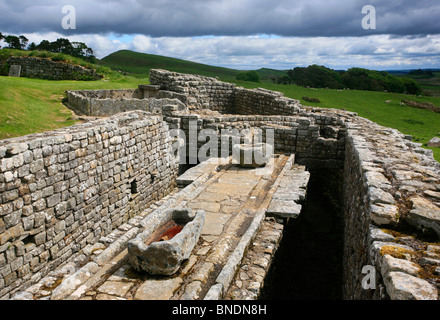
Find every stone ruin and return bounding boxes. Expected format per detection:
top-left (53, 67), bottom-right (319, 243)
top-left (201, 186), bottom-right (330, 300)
top-left (0, 69), bottom-right (439, 300)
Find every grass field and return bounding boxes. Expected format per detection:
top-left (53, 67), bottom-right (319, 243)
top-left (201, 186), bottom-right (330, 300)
top-left (0, 75), bottom-right (143, 140)
top-left (1, 49), bottom-right (439, 161)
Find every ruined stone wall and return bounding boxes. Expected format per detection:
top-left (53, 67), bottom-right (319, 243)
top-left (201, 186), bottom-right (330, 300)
top-left (0, 111), bottom-right (178, 298)
top-left (66, 87), bottom-right (189, 117)
top-left (149, 69), bottom-right (236, 112)
top-left (233, 87), bottom-right (302, 115)
top-left (7, 57), bottom-right (103, 81)
top-left (342, 117), bottom-right (440, 300)
top-left (66, 89), bottom-right (148, 117)
top-left (166, 111), bottom-right (346, 170)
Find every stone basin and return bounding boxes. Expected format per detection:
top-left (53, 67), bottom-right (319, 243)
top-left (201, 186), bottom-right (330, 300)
top-left (127, 208), bottom-right (205, 275)
top-left (232, 143), bottom-right (273, 168)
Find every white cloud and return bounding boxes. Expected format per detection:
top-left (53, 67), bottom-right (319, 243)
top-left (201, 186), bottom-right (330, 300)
top-left (12, 32), bottom-right (440, 71)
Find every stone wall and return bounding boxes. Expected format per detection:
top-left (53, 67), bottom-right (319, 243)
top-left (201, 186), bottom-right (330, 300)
top-left (66, 86), bottom-right (188, 117)
top-left (0, 111), bottom-right (178, 298)
top-left (149, 69), bottom-right (236, 112)
top-left (164, 109), bottom-right (347, 170)
top-left (7, 57), bottom-right (103, 81)
top-left (342, 117), bottom-right (440, 300)
top-left (233, 87), bottom-right (302, 116)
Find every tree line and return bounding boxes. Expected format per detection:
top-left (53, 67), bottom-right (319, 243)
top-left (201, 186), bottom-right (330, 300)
top-left (273, 64), bottom-right (422, 95)
top-left (0, 32), bottom-right (96, 62)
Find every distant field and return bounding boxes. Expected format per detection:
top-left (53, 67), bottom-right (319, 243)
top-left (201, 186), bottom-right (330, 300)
top-left (393, 71), bottom-right (440, 97)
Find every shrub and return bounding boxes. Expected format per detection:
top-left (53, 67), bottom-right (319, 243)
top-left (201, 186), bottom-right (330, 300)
top-left (302, 96), bottom-right (321, 103)
top-left (236, 70), bottom-right (260, 82)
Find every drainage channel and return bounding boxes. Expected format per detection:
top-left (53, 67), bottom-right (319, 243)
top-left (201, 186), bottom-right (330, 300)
top-left (260, 169), bottom-right (344, 300)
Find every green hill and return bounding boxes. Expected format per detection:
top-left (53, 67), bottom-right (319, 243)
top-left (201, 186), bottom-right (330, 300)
top-left (98, 50), bottom-right (240, 81)
top-left (98, 50), bottom-right (290, 82)
top-left (255, 68), bottom-right (288, 80)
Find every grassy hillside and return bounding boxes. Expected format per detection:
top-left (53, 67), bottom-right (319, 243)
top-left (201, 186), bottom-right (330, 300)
top-left (99, 50), bottom-right (288, 82)
top-left (0, 76), bottom-right (142, 140)
top-left (98, 50), bottom-right (240, 81)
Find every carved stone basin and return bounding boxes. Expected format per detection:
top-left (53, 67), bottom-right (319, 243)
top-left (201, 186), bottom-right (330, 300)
top-left (127, 208), bottom-right (205, 275)
top-left (232, 143), bottom-right (273, 168)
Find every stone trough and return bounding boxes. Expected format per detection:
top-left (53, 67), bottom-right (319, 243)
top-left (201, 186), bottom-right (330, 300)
top-left (127, 208), bottom-right (205, 275)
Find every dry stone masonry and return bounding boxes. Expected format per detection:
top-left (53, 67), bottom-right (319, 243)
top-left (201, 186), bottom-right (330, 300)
top-left (0, 112), bottom-right (178, 297)
top-left (1, 69), bottom-right (439, 300)
top-left (7, 57), bottom-right (103, 81)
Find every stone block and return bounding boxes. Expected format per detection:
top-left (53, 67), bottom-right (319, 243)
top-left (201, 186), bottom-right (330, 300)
top-left (427, 137), bottom-right (440, 148)
top-left (384, 271), bottom-right (438, 300)
top-left (405, 196), bottom-right (440, 238)
top-left (8, 65), bottom-right (21, 77)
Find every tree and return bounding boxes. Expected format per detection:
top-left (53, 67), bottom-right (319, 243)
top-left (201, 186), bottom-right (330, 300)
top-left (28, 42), bottom-right (37, 51)
top-left (236, 70), bottom-right (260, 82)
top-left (36, 40), bottom-right (52, 51)
top-left (19, 36), bottom-right (29, 49)
top-left (34, 38), bottom-right (96, 62)
top-left (0, 32), bottom-right (4, 49)
top-left (4, 35), bottom-right (21, 49)
top-left (3, 35), bottom-right (29, 50)
top-left (288, 65), bottom-right (342, 89)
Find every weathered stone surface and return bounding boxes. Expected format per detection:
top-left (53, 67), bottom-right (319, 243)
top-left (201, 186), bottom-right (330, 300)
top-left (428, 137), bottom-right (440, 148)
top-left (384, 271), bottom-right (438, 300)
top-left (368, 187), bottom-right (396, 205)
top-left (96, 280), bottom-right (134, 297)
top-left (381, 255), bottom-right (422, 277)
top-left (8, 65), bottom-right (21, 77)
top-left (2, 68), bottom-right (440, 302)
top-left (370, 204), bottom-right (399, 226)
top-left (232, 143), bottom-right (273, 168)
top-left (50, 262), bottom-right (100, 300)
top-left (134, 277), bottom-right (183, 300)
top-left (267, 199), bottom-right (302, 218)
top-left (369, 225), bottom-right (395, 242)
top-left (405, 196), bottom-right (440, 237)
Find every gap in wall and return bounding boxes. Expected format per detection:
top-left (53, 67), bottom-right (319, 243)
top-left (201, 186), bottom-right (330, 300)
top-left (260, 169), bottom-right (344, 300)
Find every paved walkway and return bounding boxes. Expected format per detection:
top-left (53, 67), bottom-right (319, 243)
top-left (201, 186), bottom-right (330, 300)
top-left (13, 154), bottom-right (309, 300)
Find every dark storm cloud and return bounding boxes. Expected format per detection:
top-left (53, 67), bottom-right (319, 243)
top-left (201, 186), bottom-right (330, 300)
top-left (1, 0), bottom-right (439, 37)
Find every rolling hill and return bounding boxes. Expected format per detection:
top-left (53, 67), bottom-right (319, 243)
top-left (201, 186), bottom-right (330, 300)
top-left (98, 50), bottom-right (288, 82)
top-left (98, 50), bottom-right (239, 81)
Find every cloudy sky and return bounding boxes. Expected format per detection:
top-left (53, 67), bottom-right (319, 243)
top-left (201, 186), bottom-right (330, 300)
top-left (1, 0), bottom-right (439, 70)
